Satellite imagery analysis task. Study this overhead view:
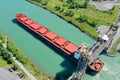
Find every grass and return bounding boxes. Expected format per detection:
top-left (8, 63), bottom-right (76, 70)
top-left (26, 0), bottom-right (118, 39)
top-left (7, 37), bottom-right (53, 80)
top-left (0, 57), bottom-right (10, 67)
top-left (108, 38), bottom-right (120, 56)
top-left (0, 32), bottom-right (52, 80)
top-left (24, 59), bottom-right (53, 80)
top-left (0, 33), bottom-right (11, 67)
top-left (13, 0), bottom-right (119, 79)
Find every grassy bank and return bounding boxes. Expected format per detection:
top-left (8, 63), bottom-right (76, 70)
top-left (0, 32), bottom-right (28, 79)
top-left (0, 32), bottom-right (11, 67)
top-left (108, 38), bottom-right (120, 56)
top-left (0, 31), bottom-right (54, 79)
top-left (26, 0), bottom-right (118, 39)
top-left (7, 37), bottom-right (53, 80)
top-left (0, 56), bottom-right (10, 67)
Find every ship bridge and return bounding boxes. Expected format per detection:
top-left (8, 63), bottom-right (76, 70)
top-left (69, 24), bottom-right (119, 80)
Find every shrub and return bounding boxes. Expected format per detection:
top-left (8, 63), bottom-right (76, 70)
top-left (12, 64), bottom-right (19, 71)
top-left (77, 15), bottom-right (87, 22)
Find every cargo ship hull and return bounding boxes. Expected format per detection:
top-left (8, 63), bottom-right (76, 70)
top-left (16, 13), bottom-right (78, 62)
top-left (16, 13), bottom-right (103, 73)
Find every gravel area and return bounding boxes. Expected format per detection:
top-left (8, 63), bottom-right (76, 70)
top-left (96, 25), bottom-right (109, 35)
top-left (90, 1), bottom-right (117, 11)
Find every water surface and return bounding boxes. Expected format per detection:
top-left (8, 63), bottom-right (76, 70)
top-left (0, 0), bottom-right (120, 80)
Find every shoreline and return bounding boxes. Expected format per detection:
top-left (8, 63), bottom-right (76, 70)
top-left (26, 0), bottom-right (120, 57)
top-left (9, 0), bottom-right (118, 79)
top-left (26, 0), bottom-right (98, 40)
top-left (106, 53), bottom-right (118, 57)
top-left (26, 0), bottom-right (119, 57)
top-left (6, 34), bottom-right (54, 80)
top-left (106, 51), bottom-right (118, 57)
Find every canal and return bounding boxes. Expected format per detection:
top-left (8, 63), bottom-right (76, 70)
top-left (0, 0), bottom-right (120, 80)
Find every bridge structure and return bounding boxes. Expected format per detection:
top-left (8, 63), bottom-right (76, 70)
top-left (69, 3), bottom-right (120, 80)
top-left (69, 24), bottom-right (119, 80)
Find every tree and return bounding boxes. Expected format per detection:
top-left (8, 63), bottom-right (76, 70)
top-left (77, 15), bottom-right (87, 22)
top-left (83, 0), bottom-right (89, 8)
top-left (90, 21), bottom-right (97, 27)
top-left (54, 5), bottom-right (61, 11)
top-left (59, 8), bottom-right (64, 13)
top-left (36, 0), bottom-right (42, 2)
top-left (2, 50), bottom-right (8, 60)
top-left (0, 34), bottom-right (5, 43)
top-left (68, 3), bottom-right (75, 9)
top-left (12, 64), bottom-right (18, 71)
top-left (59, 0), bottom-right (63, 2)
top-left (64, 10), bottom-right (74, 17)
top-left (7, 58), bottom-right (13, 64)
top-left (74, 3), bottom-right (80, 9)
top-left (66, 0), bottom-right (73, 3)
top-left (42, 1), bottom-right (48, 5)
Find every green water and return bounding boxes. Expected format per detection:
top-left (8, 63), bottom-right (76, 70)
top-left (0, 0), bottom-right (120, 80)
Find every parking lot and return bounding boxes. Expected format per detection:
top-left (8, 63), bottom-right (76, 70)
top-left (90, 1), bottom-right (117, 11)
top-left (0, 68), bottom-right (23, 80)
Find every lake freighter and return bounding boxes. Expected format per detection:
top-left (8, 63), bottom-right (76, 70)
top-left (16, 13), bottom-right (104, 73)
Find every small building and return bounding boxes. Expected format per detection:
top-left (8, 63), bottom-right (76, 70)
top-left (102, 35), bottom-right (109, 41)
top-left (98, 34), bottom-right (109, 42)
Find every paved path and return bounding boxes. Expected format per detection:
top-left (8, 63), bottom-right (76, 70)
top-left (107, 3), bottom-right (120, 52)
top-left (107, 25), bottom-right (120, 51)
top-left (11, 55), bottom-right (37, 80)
top-left (0, 68), bottom-right (22, 80)
top-left (97, 25), bottom-right (109, 35)
top-left (4, 37), bottom-right (37, 80)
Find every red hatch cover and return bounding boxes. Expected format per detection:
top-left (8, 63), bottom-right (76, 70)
top-left (45, 32), bottom-right (57, 40)
top-left (55, 37), bottom-right (67, 46)
top-left (19, 17), bottom-right (27, 21)
top-left (25, 19), bottom-right (33, 25)
top-left (64, 43), bottom-right (78, 54)
top-left (37, 28), bottom-right (48, 34)
top-left (30, 23), bottom-right (40, 30)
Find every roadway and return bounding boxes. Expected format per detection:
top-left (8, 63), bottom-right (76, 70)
top-left (0, 68), bottom-right (22, 80)
top-left (3, 37), bottom-right (37, 80)
top-left (88, 29), bottom-right (117, 64)
top-left (70, 25), bottom-right (118, 80)
top-left (107, 25), bottom-right (120, 51)
top-left (70, 1), bottom-right (120, 80)
top-left (11, 54), bottom-right (37, 80)
top-left (107, 4), bottom-right (120, 52)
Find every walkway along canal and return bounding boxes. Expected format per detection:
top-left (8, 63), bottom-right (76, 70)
top-left (3, 37), bottom-right (37, 80)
